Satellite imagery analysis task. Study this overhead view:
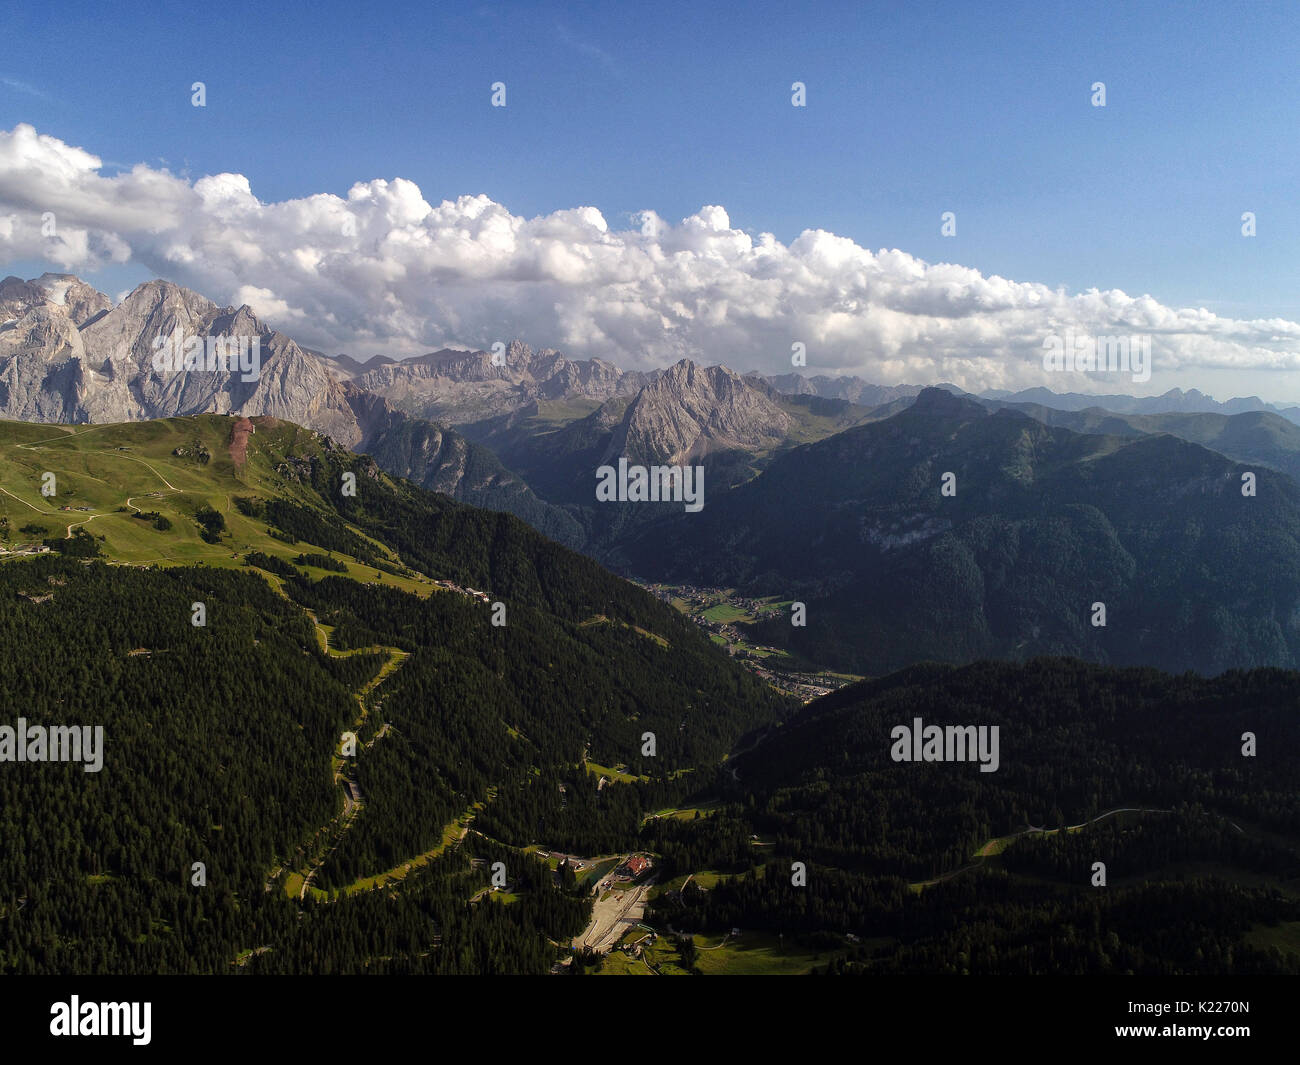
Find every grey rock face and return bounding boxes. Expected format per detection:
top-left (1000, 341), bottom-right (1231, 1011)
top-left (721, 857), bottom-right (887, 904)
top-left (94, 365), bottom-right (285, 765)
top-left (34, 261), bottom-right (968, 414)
top-left (0, 276), bottom-right (359, 436)
top-left (0, 302), bottom-right (90, 421)
top-left (348, 339), bottom-right (652, 424)
top-left (606, 359), bottom-right (792, 466)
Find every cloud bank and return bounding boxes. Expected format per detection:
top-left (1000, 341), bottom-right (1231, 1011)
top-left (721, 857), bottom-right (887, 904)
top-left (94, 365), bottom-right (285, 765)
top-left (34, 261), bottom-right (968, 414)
top-left (1, 123), bottom-right (1297, 393)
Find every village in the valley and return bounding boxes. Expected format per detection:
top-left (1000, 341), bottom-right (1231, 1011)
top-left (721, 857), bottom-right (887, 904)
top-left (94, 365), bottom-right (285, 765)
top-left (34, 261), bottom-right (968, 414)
top-left (634, 581), bottom-right (860, 703)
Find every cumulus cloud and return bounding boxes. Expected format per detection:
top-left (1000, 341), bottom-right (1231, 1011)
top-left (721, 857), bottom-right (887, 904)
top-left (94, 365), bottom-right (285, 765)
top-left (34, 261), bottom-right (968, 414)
top-left (1, 122), bottom-right (1297, 393)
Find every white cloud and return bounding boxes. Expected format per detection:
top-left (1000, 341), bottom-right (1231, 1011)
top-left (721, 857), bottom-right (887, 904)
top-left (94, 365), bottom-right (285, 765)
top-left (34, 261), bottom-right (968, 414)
top-left (1, 122), bottom-right (1298, 393)
top-left (0, 78), bottom-right (51, 101)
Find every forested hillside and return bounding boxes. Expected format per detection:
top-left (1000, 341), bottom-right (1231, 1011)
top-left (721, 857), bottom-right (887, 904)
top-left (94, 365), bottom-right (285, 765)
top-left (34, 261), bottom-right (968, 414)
top-left (640, 659), bottom-right (1300, 974)
top-left (0, 416), bottom-right (788, 974)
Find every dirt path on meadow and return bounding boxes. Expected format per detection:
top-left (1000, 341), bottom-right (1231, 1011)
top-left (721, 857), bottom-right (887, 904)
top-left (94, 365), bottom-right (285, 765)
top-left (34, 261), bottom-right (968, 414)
top-left (228, 417), bottom-right (254, 467)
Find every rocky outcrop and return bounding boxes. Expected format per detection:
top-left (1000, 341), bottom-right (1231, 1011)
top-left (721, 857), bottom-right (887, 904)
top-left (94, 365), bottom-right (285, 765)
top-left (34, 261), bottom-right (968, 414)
top-left (605, 359), bottom-right (792, 466)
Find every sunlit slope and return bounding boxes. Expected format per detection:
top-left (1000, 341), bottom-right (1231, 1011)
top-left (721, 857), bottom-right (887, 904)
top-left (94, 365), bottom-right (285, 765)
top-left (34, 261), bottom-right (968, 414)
top-left (0, 415), bottom-right (422, 588)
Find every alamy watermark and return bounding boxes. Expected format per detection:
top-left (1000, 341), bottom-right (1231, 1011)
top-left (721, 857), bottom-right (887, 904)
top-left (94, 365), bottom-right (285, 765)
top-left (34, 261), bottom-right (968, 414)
top-left (595, 458), bottom-right (704, 512)
top-left (151, 334), bottom-right (261, 383)
top-left (890, 717), bottom-right (999, 773)
top-left (50, 997), bottom-right (150, 1045)
top-left (0, 718), bottom-right (104, 772)
top-left (1042, 333), bottom-right (1150, 384)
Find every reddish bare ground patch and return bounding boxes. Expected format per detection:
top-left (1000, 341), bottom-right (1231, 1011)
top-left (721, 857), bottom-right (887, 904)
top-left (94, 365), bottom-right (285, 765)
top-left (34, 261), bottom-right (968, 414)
top-left (228, 417), bottom-right (255, 467)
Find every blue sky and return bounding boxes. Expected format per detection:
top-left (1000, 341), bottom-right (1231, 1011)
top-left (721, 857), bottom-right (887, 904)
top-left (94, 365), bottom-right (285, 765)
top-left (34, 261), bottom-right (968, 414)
top-left (2, 0), bottom-right (1299, 399)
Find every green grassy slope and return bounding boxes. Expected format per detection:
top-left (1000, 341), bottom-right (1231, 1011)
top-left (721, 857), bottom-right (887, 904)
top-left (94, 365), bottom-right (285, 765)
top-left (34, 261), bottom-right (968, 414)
top-left (0, 416), bottom-right (423, 590)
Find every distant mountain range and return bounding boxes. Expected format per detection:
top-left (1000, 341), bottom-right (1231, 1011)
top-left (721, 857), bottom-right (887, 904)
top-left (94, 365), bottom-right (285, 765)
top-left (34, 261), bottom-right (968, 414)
top-left (751, 369), bottom-right (1300, 424)
top-left (10, 271), bottom-right (1300, 609)
top-left (342, 339), bottom-right (656, 425)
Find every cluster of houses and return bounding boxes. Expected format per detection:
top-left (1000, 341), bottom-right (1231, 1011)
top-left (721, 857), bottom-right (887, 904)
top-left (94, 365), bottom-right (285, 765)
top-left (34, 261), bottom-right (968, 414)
top-left (433, 579), bottom-right (490, 603)
top-left (746, 663), bottom-right (835, 703)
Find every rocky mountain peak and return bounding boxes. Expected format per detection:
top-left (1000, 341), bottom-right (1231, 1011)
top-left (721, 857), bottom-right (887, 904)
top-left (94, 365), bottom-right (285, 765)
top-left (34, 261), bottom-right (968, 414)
top-left (32, 273), bottom-right (112, 326)
top-left (118, 278), bottom-right (220, 320)
top-left (0, 275), bottom-right (49, 322)
top-left (209, 304), bottom-right (264, 337)
top-left (907, 385), bottom-right (986, 418)
top-left (505, 339), bottom-right (533, 364)
top-left (607, 358), bottom-right (792, 465)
